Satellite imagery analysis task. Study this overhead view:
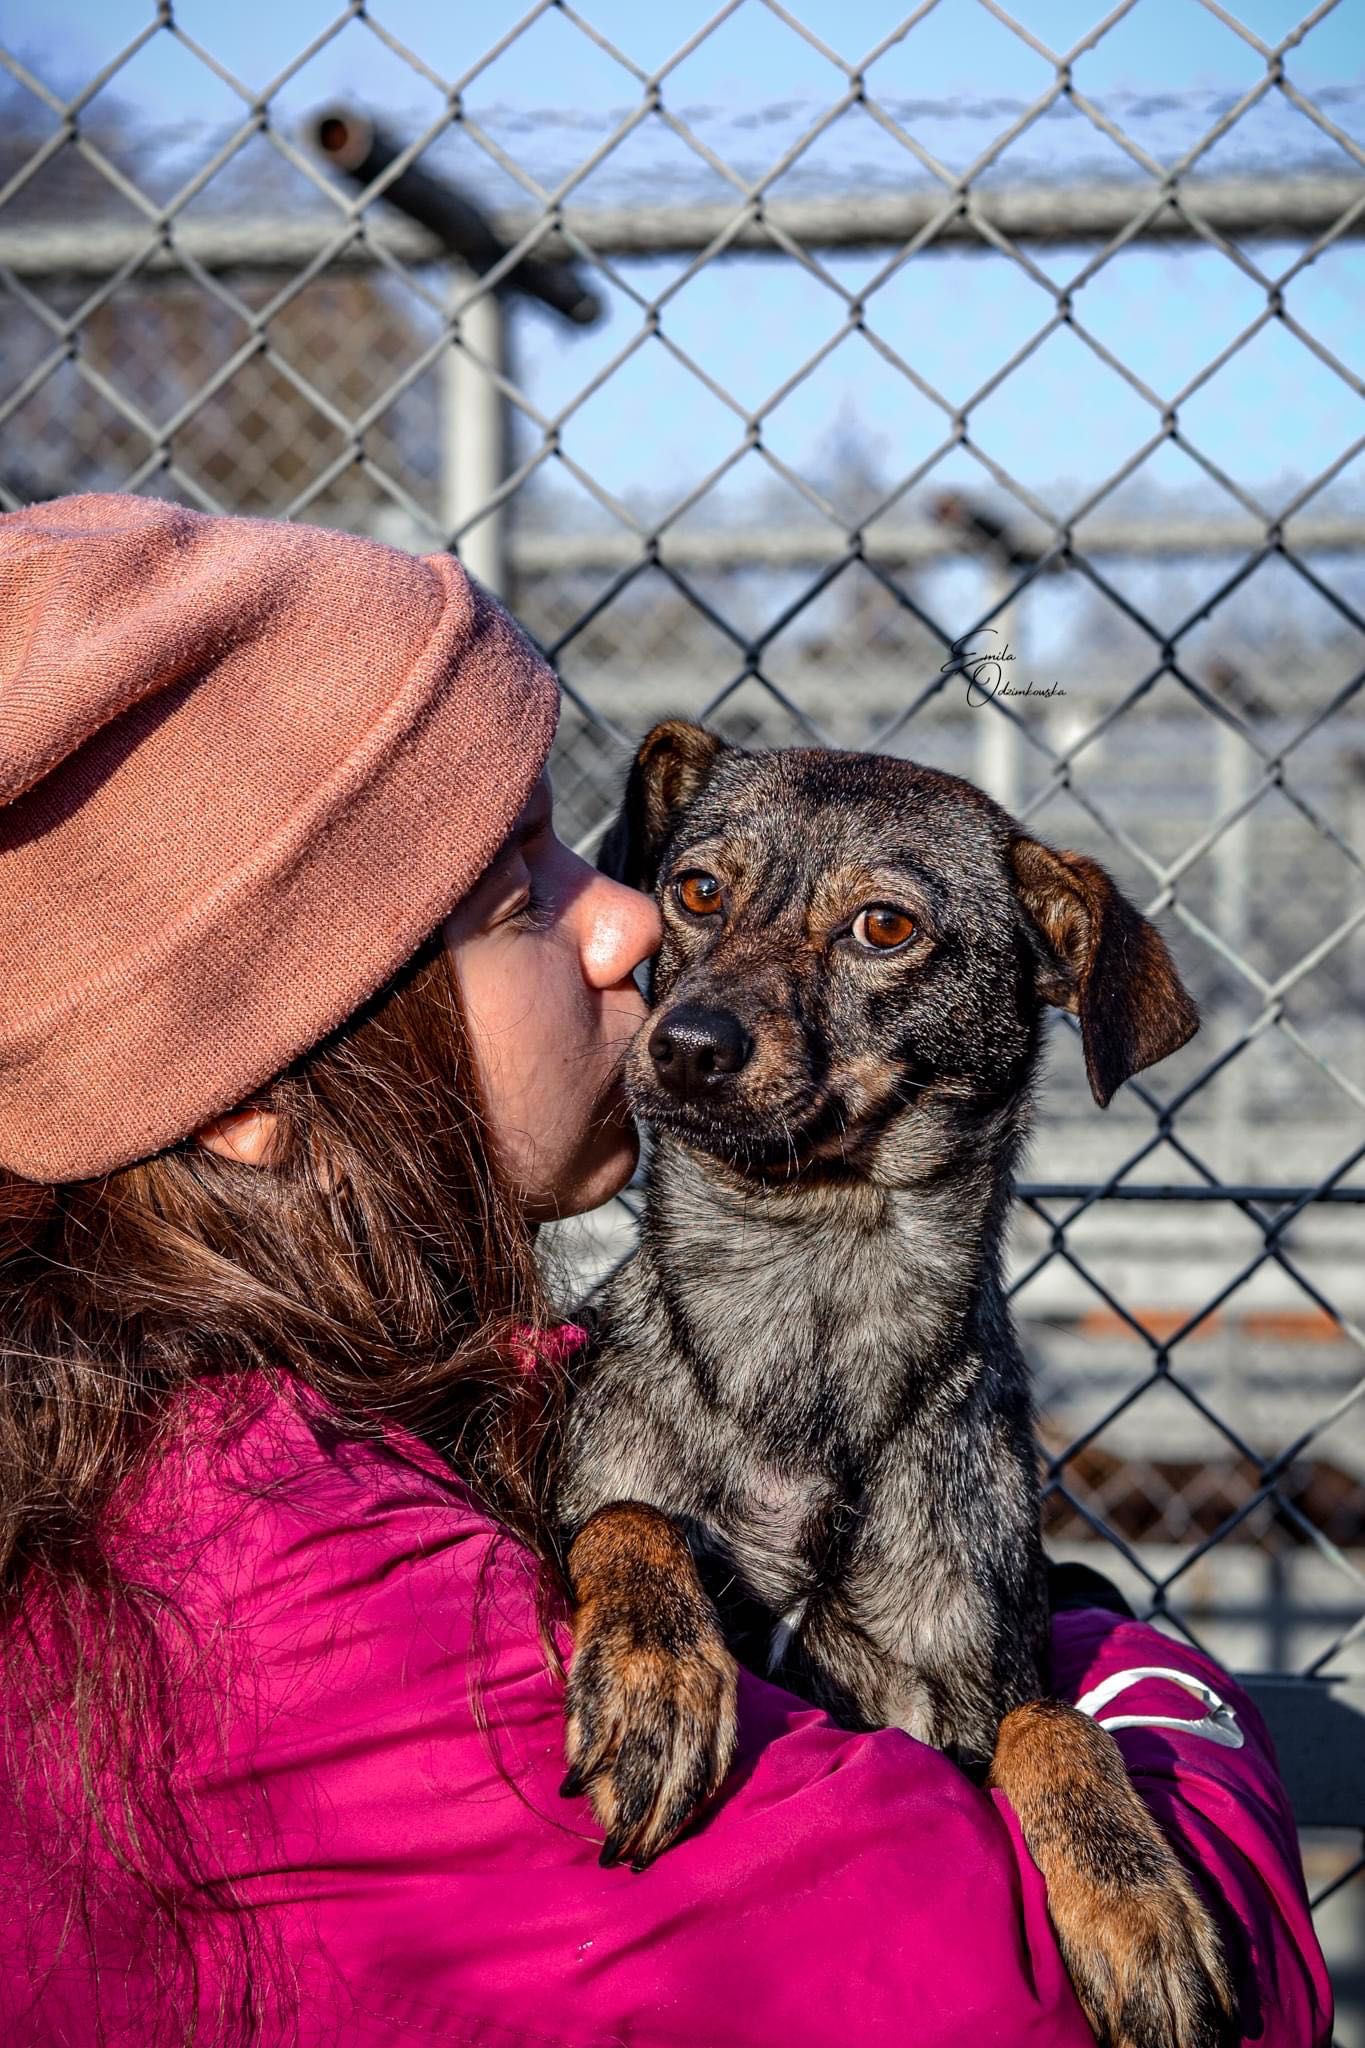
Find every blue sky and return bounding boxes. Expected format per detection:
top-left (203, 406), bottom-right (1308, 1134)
top-left (6, 1), bottom-right (1363, 541)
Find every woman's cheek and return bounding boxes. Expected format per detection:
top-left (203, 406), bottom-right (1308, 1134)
top-left (455, 965), bottom-right (531, 1144)
top-left (460, 923), bottom-right (621, 1203)
top-left (520, 940), bottom-right (588, 1115)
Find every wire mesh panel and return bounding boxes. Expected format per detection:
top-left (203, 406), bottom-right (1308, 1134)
top-left (2, 0), bottom-right (1362, 2028)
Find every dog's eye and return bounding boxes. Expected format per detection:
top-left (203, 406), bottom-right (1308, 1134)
top-left (852, 906), bottom-right (917, 951)
top-left (675, 871), bottom-right (724, 916)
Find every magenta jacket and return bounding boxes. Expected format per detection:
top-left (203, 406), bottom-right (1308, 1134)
top-left (3, 1370), bottom-right (1332, 2047)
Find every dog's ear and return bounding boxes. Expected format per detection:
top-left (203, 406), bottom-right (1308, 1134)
top-left (597, 720), bottom-right (727, 890)
top-left (1009, 837), bottom-right (1199, 1108)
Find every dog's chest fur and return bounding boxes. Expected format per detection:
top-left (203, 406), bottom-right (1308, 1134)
top-left (560, 1133), bottom-right (1045, 1755)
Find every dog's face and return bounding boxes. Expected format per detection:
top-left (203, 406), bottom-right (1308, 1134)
top-left (600, 721), bottom-right (1198, 1182)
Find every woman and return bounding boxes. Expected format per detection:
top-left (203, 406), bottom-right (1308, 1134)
top-left (0, 493), bottom-right (1331, 2047)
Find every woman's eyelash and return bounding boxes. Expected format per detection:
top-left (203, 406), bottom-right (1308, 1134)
top-left (507, 881), bottom-right (556, 930)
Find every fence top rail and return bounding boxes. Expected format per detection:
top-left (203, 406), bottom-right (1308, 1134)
top-left (3, 173), bottom-right (1362, 282)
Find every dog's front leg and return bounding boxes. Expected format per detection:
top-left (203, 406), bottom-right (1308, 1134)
top-left (561, 1502), bottom-right (739, 1871)
top-left (988, 1700), bottom-right (1236, 2048)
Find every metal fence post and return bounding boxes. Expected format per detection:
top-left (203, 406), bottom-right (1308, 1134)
top-left (440, 271), bottom-right (509, 598)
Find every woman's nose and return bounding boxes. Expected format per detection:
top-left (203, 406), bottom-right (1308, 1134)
top-left (579, 871), bottom-right (662, 990)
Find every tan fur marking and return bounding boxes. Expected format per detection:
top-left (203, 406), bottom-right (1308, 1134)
top-left (989, 1701), bottom-right (1235, 2048)
top-left (564, 1504), bottom-right (739, 1870)
top-left (1010, 836), bottom-right (1199, 1106)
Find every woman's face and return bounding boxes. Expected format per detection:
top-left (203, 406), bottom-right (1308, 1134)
top-left (442, 773), bottom-right (662, 1223)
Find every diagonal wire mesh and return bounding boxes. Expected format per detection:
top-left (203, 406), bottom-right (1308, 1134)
top-left (2, 0), bottom-right (1362, 2026)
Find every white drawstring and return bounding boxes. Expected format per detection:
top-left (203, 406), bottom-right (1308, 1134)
top-left (1073, 1665), bottom-right (1245, 1749)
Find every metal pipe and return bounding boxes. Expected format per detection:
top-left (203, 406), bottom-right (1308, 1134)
top-left (312, 109), bottom-right (601, 326)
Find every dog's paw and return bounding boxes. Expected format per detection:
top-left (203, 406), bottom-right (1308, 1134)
top-left (1055, 1879), bottom-right (1236, 2048)
top-left (561, 1613), bottom-right (738, 1870)
top-left (989, 1700), bottom-right (1237, 2048)
top-left (561, 1503), bottom-right (739, 1871)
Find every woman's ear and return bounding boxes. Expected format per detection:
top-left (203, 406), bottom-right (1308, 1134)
top-left (195, 1105), bottom-right (281, 1167)
top-left (1009, 836), bottom-right (1200, 1108)
top-left (597, 720), bottom-right (727, 891)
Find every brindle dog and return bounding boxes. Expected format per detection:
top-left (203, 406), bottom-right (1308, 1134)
top-left (554, 720), bottom-right (1235, 2048)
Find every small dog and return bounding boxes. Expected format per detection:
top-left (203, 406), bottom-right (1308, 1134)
top-left (554, 720), bottom-right (1234, 2048)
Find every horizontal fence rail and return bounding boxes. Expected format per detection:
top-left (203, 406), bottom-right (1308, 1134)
top-left (4, 173), bottom-right (1365, 280)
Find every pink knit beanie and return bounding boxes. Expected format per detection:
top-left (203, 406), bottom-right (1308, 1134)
top-left (0, 494), bottom-right (561, 1183)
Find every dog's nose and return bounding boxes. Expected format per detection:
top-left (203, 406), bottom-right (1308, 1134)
top-left (648, 1004), bottom-right (752, 1096)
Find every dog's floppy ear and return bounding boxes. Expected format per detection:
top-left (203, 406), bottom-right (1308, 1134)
top-left (597, 719), bottom-right (727, 890)
top-left (1009, 837), bottom-right (1199, 1108)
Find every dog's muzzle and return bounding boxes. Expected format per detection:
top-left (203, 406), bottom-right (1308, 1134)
top-left (648, 1003), bottom-right (753, 1100)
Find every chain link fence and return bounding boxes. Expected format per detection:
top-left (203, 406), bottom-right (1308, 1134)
top-left (2, 0), bottom-right (1362, 2030)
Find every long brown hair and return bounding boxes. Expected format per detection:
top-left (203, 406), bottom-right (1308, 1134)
top-left (0, 926), bottom-right (574, 2045)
